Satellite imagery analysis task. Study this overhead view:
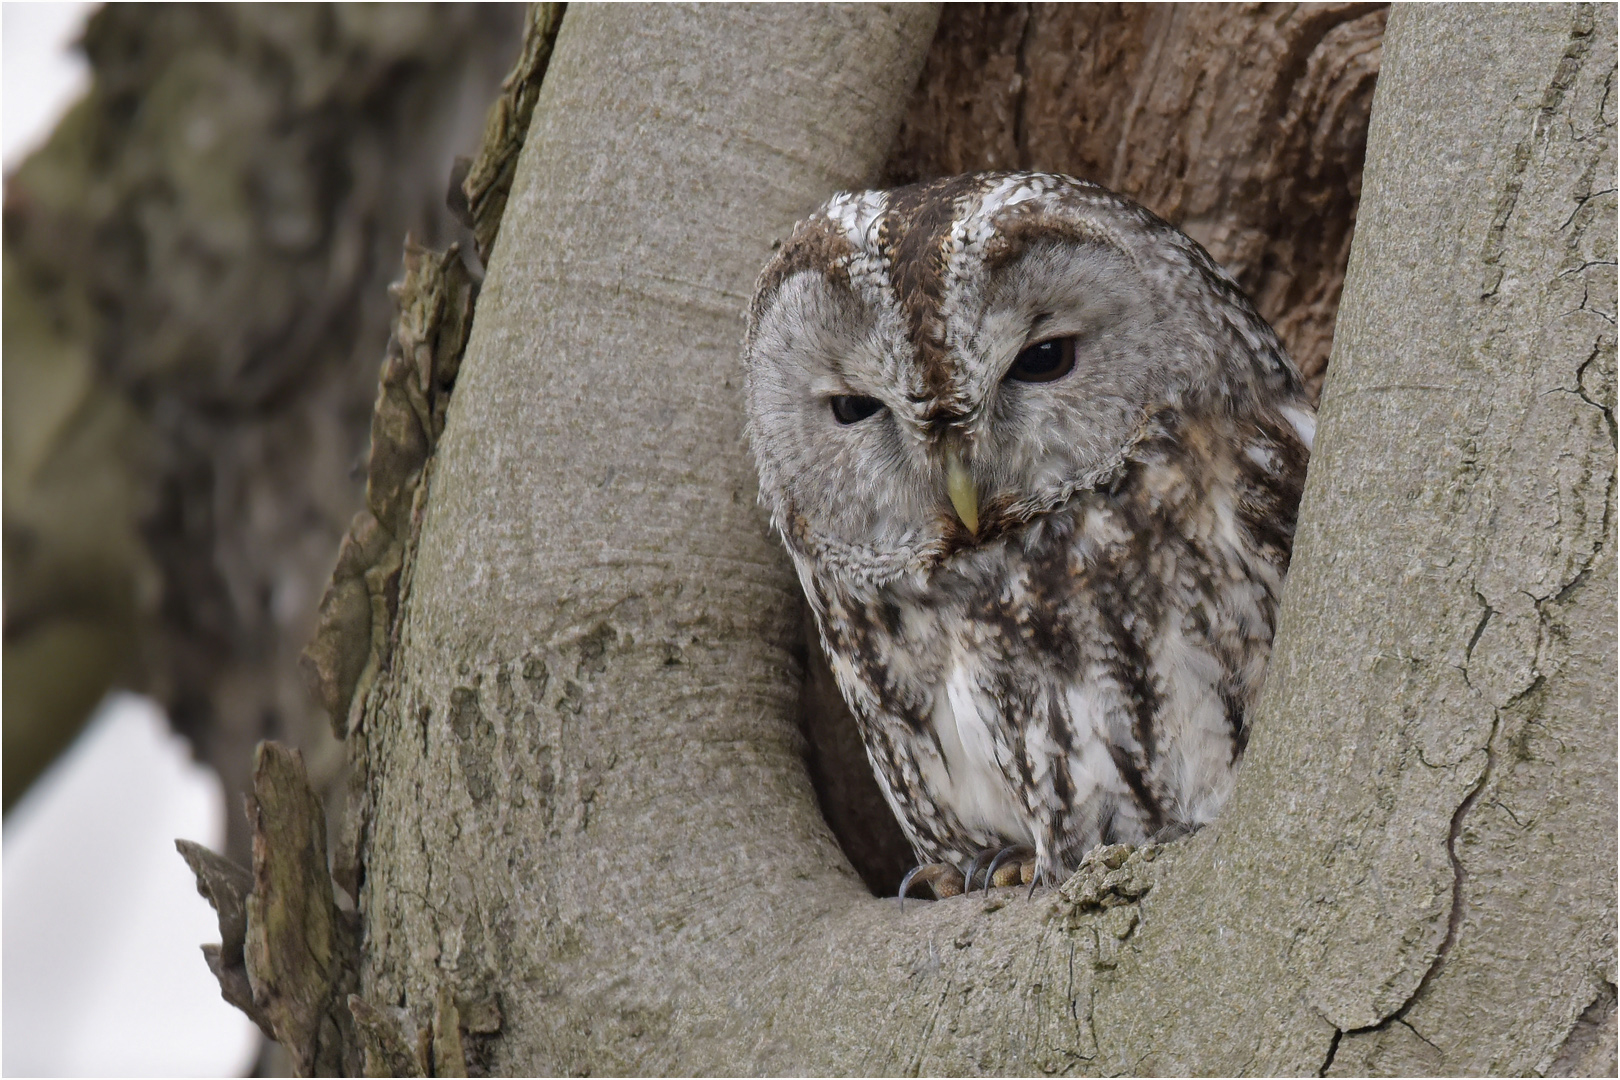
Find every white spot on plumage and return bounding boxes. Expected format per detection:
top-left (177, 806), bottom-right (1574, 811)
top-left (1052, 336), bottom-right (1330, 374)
top-left (1147, 619), bottom-right (1231, 821)
top-left (919, 666), bottom-right (1032, 847)
top-left (1061, 685), bottom-right (1124, 810)
top-left (1280, 405), bottom-right (1316, 451)
top-left (822, 189), bottom-right (887, 249)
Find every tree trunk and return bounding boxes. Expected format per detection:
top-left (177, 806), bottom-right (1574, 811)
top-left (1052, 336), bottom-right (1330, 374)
top-left (209, 4), bottom-right (1615, 1074)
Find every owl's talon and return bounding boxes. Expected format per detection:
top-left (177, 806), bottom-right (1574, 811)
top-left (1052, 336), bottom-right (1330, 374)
top-left (898, 862), bottom-right (965, 911)
top-left (986, 845), bottom-right (1037, 889)
top-left (962, 848), bottom-right (998, 895)
top-left (1027, 859), bottom-right (1056, 899)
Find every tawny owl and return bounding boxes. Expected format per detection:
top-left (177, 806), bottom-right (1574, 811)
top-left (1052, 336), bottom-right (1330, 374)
top-left (742, 173), bottom-right (1313, 899)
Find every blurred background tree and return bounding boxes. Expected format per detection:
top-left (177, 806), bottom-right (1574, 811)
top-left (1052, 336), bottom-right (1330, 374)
top-left (4, 3), bottom-right (523, 860)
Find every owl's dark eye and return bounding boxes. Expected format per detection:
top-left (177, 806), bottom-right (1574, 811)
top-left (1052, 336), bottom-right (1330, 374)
top-left (830, 394), bottom-right (885, 425)
top-left (1006, 337), bottom-right (1076, 383)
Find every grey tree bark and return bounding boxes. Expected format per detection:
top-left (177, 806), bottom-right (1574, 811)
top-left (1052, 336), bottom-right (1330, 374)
top-left (220, 4), bottom-right (1614, 1074)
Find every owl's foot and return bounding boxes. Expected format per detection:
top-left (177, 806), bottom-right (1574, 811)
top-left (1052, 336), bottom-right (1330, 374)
top-left (961, 844), bottom-right (1038, 894)
top-left (897, 863), bottom-right (965, 910)
top-left (985, 845), bottom-right (1038, 891)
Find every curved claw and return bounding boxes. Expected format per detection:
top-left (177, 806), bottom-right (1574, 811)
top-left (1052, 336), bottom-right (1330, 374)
top-left (898, 863), bottom-right (965, 912)
top-left (962, 848), bottom-right (997, 896)
top-left (985, 844), bottom-right (1036, 890)
top-left (898, 865), bottom-right (929, 911)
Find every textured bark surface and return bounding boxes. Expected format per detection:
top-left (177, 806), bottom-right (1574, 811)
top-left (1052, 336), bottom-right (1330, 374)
top-left (336, 4), bottom-right (1615, 1074)
top-left (1308, 5), bottom-right (1616, 1071)
top-left (1, 3), bottom-right (1386, 888)
top-left (350, 5), bottom-right (944, 1073)
top-left (2, 5), bottom-right (522, 844)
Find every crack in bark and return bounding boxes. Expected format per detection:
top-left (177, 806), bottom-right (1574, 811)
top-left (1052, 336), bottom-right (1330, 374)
top-left (1480, 4), bottom-right (1596, 300)
top-left (1009, 4), bottom-right (1035, 167)
top-left (1546, 980), bottom-right (1619, 1074)
top-left (1317, 1028), bottom-right (1343, 1076)
top-left (1576, 337), bottom-right (1618, 447)
top-left (1558, 187), bottom-right (1616, 231)
top-left (1463, 592), bottom-right (1494, 665)
top-left (1487, 796), bottom-right (1529, 830)
top-left (1318, 701), bottom-right (1507, 1065)
top-left (1396, 1016), bottom-right (1443, 1054)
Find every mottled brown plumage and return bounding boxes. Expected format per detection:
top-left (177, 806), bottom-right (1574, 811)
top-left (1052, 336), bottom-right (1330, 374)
top-left (744, 173), bottom-right (1312, 891)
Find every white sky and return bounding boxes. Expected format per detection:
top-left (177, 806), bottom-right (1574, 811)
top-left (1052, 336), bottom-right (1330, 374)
top-left (2, 2), bottom-right (92, 171)
top-left (4, 698), bottom-right (259, 1076)
top-left (3, 3), bottom-right (261, 1074)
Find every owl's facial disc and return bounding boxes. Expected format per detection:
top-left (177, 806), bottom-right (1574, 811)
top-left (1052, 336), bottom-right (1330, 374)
top-left (743, 244), bottom-right (1162, 574)
top-left (744, 172), bottom-right (1300, 584)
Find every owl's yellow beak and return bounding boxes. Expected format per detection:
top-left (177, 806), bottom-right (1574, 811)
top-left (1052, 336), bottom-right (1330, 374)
top-left (945, 447), bottom-right (979, 534)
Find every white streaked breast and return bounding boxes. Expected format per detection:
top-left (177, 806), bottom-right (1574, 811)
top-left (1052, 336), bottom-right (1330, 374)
top-left (915, 665), bottom-right (1032, 848)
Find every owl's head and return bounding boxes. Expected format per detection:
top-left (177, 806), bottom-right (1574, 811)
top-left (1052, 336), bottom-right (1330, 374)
top-left (743, 172), bottom-right (1306, 587)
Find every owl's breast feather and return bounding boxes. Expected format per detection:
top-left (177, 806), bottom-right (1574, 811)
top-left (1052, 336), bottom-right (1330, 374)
top-left (919, 662), bottom-right (1033, 844)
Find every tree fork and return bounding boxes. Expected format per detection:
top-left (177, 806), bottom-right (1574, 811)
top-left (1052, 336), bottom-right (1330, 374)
top-left (188, 4), bottom-right (1614, 1074)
